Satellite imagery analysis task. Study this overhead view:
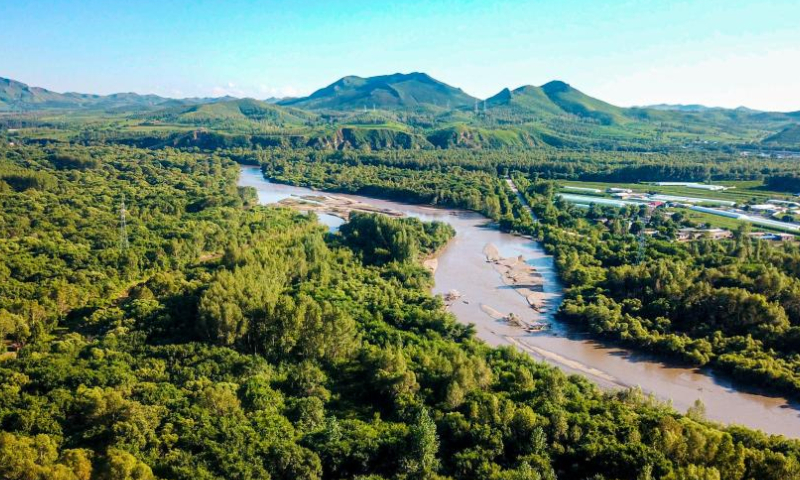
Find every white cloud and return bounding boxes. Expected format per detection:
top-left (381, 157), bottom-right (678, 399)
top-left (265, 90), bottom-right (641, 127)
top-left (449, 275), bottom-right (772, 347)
top-left (210, 83), bottom-right (247, 97)
top-left (257, 84), bottom-right (304, 99)
top-left (593, 47), bottom-right (800, 111)
top-left (207, 82), bottom-right (306, 99)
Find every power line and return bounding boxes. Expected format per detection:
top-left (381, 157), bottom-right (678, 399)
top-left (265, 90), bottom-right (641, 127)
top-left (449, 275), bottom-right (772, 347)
top-left (119, 194), bottom-right (129, 250)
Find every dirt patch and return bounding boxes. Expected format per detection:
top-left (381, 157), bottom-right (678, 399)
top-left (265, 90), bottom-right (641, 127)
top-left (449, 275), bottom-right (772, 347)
top-left (480, 304), bottom-right (505, 320)
top-left (423, 257), bottom-right (438, 274)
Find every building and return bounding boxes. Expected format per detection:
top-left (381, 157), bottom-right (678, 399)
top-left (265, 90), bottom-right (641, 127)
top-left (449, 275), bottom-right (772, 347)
top-left (648, 194), bottom-right (736, 206)
top-left (749, 204), bottom-right (786, 215)
top-left (562, 186), bottom-right (602, 194)
top-left (767, 199), bottom-right (800, 209)
top-left (677, 228), bottom-right (732, 241)
top-left (749, 232), bottom-right (795, 242)
top-left (653, 182), bottom-right (730, 191)
top-left (607, 188), bottom-right (633, 194)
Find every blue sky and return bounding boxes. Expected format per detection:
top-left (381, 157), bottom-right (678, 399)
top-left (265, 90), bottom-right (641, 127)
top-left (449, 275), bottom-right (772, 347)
top-left (2, 0), bottom-right (799, 110)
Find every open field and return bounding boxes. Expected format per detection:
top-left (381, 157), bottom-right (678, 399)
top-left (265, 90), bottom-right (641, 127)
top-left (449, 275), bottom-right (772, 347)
top-left (672, 207), bottom-right (754, 230)
top-left (559, 179), bottom-right (795, 203)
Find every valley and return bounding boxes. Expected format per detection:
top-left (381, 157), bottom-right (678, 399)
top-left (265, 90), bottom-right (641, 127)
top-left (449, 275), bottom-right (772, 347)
top-left (3, 72), bottom-right (800, 479)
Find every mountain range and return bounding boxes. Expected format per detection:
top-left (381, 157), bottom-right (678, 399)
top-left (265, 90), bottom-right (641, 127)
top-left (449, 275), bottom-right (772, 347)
top-left (4, 72), bottom-right (797, 119)
top-left (2, 73), bottom-right (799, 149)
top-left (0, 77), bottom-right (226, 112)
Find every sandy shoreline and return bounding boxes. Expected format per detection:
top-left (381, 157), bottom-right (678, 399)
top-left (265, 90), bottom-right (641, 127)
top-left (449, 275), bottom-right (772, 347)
top-left (277, 193), bottom-right (404, 220)
top-left (483, 243), bottom-right (548, 312)
top-left (423, 257), bottom-right (438, 274)
top-left (506, 336), bottom-right (626, 388)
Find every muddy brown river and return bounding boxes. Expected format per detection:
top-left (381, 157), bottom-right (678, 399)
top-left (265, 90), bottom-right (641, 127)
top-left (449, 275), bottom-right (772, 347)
top-left (240, 166), bottom-right (800, 437)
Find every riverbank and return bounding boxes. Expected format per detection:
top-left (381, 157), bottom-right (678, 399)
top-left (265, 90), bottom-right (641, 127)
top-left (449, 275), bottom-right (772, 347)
top-left (240, 166), bottom-right (800, 437)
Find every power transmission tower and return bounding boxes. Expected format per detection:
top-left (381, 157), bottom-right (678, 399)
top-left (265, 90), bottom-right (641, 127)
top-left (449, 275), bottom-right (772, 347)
top-left (636, 206), bottom-right (652, 265)
top-left (119, 194), bottom-right (129, 250)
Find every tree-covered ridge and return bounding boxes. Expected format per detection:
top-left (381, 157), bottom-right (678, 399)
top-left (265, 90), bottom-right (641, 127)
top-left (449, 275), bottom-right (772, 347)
top-left (140, 98), bottom-right (318, 131)
top-left (0, 77), bottom-right (242, 113)
top-left (3, 143), bottom-right (800, 479)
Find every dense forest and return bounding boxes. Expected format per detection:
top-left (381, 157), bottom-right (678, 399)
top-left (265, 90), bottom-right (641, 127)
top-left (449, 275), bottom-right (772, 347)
top-left (4, 141), bottom-right (800, 479)
top-left (242, 146), bottom-right (800, 186)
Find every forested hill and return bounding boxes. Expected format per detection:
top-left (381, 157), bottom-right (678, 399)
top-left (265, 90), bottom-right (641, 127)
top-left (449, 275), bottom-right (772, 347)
top-left (484, 81), bottom-right (626, 124)
top-left (3, 73), bottom-right (800, 150)
top-left (139, 98), bottom-right (318, 128)
top-left (764, 124), bottom-right (800, 148)
top-left (0, 77), bottom-right (230, 112)
top-left (279, 72), bottom-right (478, 111)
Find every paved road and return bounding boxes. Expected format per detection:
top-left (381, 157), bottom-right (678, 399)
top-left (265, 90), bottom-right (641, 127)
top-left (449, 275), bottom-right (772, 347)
top-left (505, 177), bottom-right (537, 221)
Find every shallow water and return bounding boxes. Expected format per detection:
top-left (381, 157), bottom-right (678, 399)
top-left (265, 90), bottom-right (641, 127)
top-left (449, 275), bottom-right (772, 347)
top-left (239, 166), bottom-right (800, 437)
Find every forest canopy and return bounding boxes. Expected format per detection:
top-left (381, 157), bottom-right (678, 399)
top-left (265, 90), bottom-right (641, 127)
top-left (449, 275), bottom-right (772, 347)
top-left (2, 137), bottom-right (800, 480)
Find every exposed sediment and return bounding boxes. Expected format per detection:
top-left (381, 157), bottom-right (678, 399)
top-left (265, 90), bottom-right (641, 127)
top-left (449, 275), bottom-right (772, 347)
top-left (483, 243), bottom-right (547, 311)
top-left (277, 193), bottom-right (404, 219)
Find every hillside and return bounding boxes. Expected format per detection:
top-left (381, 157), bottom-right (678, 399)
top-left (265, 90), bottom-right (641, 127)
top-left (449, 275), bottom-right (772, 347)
top-left (0, 77), bottom-right (234, 112)
top-left (763, 123), bottom-right (800, 147)
top-left (540, 80), bottom-right (627, 125)
top-left (280, 72), bottom-right (478, 111)
top-left (483, 81), bottom-right (627, 125)
top-left (0, 77), bottom-right (176, 111)
top-left (3, 74), bottom-right (799, 151)
top-left (485, 85), bottom-right (565, 118)
top-left (143, 98), bottom-right (317, 127)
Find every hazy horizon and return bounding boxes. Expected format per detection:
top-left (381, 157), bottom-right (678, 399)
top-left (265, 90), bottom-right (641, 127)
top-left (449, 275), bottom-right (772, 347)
top-left (2, 0), bottom-right (799, 111)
